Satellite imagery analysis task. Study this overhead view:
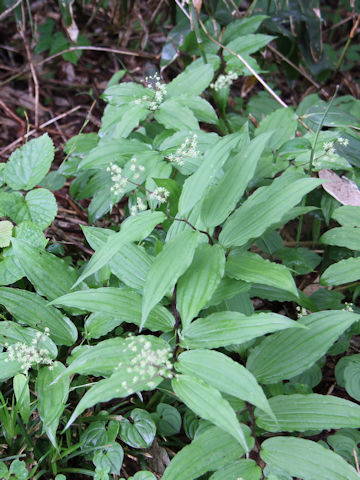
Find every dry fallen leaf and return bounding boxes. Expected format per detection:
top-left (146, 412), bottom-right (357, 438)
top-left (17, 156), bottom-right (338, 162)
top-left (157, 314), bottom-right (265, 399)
top-left (319, 169), bottom-right (360, 206)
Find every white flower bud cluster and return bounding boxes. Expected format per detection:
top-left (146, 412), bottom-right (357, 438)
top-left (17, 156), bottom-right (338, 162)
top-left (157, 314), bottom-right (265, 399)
top-left (343, 302), bottom-right (354, 312)
top-left (107, 158), bottom-right (145, 195)
top-left (4, 327), bottom-right (53, 375)
top-left (149, 187), bottom-right (170, 204)
top-left (296, 306), bottom-right (308, 319)
top-left (210, 71), bottom-right (238, 91)
top-left (116, 336), bottom-right (173, 395)
top-left (323, 141), bottom-right (336, 156)
top-left (167, 134), bottom-right (199, 167)
top-left (145, 73), bottom-right (167, 111)
top-left (130, 197), bottom-right (148, 216)
top-left (338, 137), bottom-right (349, 147)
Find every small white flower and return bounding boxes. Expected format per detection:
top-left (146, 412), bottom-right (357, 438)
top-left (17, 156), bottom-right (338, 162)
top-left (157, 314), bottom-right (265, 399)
top-left (211, 71), bottom-right (238, 91)
top-left (149, 187), bottom-right (170, 204)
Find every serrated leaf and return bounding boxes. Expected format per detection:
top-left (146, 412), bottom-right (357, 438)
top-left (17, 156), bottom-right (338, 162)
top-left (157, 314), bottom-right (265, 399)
top-left (320, 227), bottom-right (360, 250)
top-left (181, 311), bottom-right (302, 349)
top-left (320, 257), bottom-right (360, 286)
top-left (255, 394), bottom-right (360, 432)
top-left (73, 211), bottom-right (166, 288)
top-left (50, 287), bottom-right (174, 332)
top-left (0, 220), bottom-right (13, 247)
top-left (12, 239), bottom-right (84, 302)
top-left (226, 250), bottom-right (298, 297)
top-left (162, 426), bottom-right (253, 480)
top-left (178, 133), bottom-right (244, 216)
top-left (209, 459), bottom-right (261, 480)
top-left (177, 350), bottom-right (273, 419)
top-left (36, 363), bottom-right (70, 447)
top-left (142, 230), bottom-right (199, 330)
top-left (25, 188), bottom-right (57, 229)
top-left (261, 437), bottom-right (360, 480)
top-left (4, 134), bottom-right (54, 190)
top-left (0, 287), bottom-right (77, 346)
top-left (247, 311), bottom-right (359, 384)
top-left (176, 244), bottom-right (225, 329)
top-left (219, 173), bottom-right (323, 247)
top-left (120, 409), bottom-right (156, 448)
top-left (172, 374), bottom-right (250, 452)
top-left (201, 133), bottom-right (269, 228)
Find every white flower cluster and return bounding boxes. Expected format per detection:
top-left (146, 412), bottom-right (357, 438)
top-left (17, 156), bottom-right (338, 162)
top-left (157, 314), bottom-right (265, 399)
top-left (296, 306), bottom-right (308, 319)
top-left (210, 71), bottom-right (238, 91)
top-left (167, 134), bottom-right (199, 167)
top-left (116, 336), bottom-right (173, 395)
top-left (4, 328), bottom-right (53, 375)
top-left (135, 73), bottom-right (166, 111)
top-left (149, 187), bottom-right (170, 204)
top-left (130, 197), bottom-right (147, 216)
top-left (107, 158), bottom-right (145, 195)
top-left (343, 302), bottom-right (354, 312)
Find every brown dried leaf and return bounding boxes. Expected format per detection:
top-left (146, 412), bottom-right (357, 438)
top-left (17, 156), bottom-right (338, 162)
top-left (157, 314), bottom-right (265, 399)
top-left (319, 169), bottom-right (360, 206)
top-left (193, 0), bottom-right (202, 15)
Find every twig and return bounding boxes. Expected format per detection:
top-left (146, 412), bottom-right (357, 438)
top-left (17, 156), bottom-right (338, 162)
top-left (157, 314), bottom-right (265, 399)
top-left (0, 105), bottom-right (82, 157)
top-left (0, 99), bottom-right (26, 129)
top-left (19, 21), bottom-right (40, 127)
top-left (198, 18), bottom-right (288, 108)
top-left (354, 448), bottom-right (360, 474)
top-left (0, 0), bottom-right (22, 21)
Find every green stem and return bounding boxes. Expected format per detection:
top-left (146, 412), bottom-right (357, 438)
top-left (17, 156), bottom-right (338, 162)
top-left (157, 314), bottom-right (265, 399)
top-left (296, 86), bottom-right (339, 246)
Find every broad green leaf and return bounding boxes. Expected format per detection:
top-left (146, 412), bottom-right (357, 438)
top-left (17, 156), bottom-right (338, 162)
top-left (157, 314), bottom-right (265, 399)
top-left (335, 354), bottom-right (360, 387)
top-left (14, 221), bottom-right (47, 249)
top-left (13, 374), bottom-right (30, 423)
top-left (82, 226), bottom-right (153, 290)
top-left (93, 442), bottom-right (123, 476)
top-left (24, 188), bottom-right (57, 229)
top-left (209, 459), bottom-right (261, 480)
top-left (219, 173), bottom-right (323, 247)
top-left (156, 403), bottom-right (182, 436)
top-left (85, 312), bottom-right (123, 339)
top-left (162, 426), bottom-right (253, 480)
top-left (59, 335), bottom-right (169, 378)
top-left (177, 350), bottom-right (273, 419)
top-left (0, 191), bottom-right (27, 223)
top-left (50, 287), bottom-right (175, 332)
top-left (4, 134), bottom-right (54, 191)
top-left (261, 437), bottom-right (360, 480)
top-left (65, 368), bottom-right (163, 429)
top-left (226, 250), bottom-right (298, 297)
top-left (223, 15), bottom-right (268, 42)
top-left (172, 374), bottom-right (250, 452)
top-left (344, 361), bottom-right (360, 402)
top-left (176, 244), bottom-right (225, 329)
top-left (12, 239), bottom-right (84, 302)
top-left (178, 133), bottom-right (244, 216)
top-left (332, 206), bottom-right (360, 227)
top-left (255, 394), bottom-right (360, 432)
top-left (120, 409), bottom-right (156, 448)
top-left (321, 257), bottom-right (360, 286)
top-left (166, 63), bottom-right (214, 97)
top-left (201, 133), bottom-right (269, 228)
top-left (175, 95), bottom-right (218, 124)
top-left (0, 287), bottom-right (77, 346)
top-left (0, 220), bottom-right (13, 247)
top-left (320, 227), bottom-right (360, 250)
top-left (73, 211), bottom-right (166, 288)
top-left (205, 277), bottom-right (250, 308)
top-left (64, 132), bottom-right (99, 155)
top-left (181, 311), bottom-right (302, 349)
top-left (102, 82), bottom-right (150, 106)
top-left (142, 230), bottom-right (199, 330)
top-left (155, 100), bottom-right (199, 131)
top-left (0, 321), bottom-right (57, 358)
top-left (36, 363), bottom-right (70, 447)
top-left (255, 108), bottom-right (298, 150)
top-left (247, 311), bottom-right (359, 384)
top-left (0, 352), bottom-right (22, 380)
top-left (99, 103), bottom-right (148, 138)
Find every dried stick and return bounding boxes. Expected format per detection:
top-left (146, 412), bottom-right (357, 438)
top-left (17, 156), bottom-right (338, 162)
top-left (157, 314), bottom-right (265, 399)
top-left (0, 0), bottom-right (22, 21)
top-left (0, 105), bottom-right (82, 157)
